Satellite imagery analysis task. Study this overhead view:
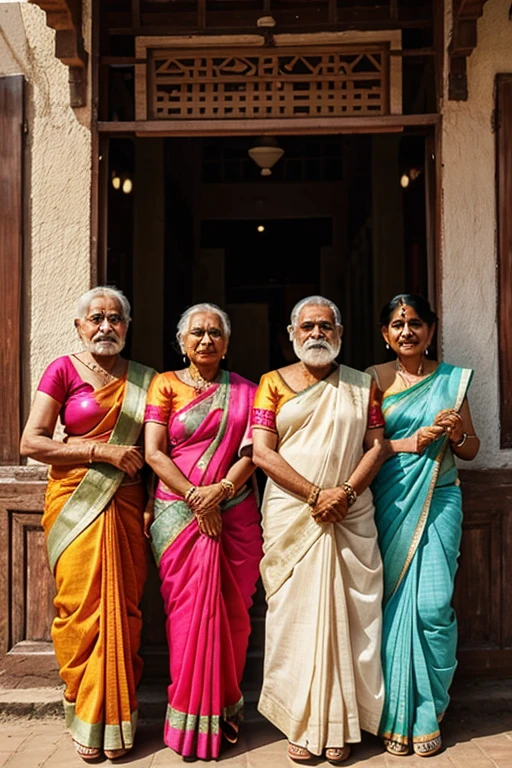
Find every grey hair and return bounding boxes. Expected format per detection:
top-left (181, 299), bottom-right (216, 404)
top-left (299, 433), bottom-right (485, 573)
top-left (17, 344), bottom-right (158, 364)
top-left (176, 303), bottom-right (231, 353)
top-left (76, 286), bottom-right (131, 322)
top-left (289, 295), bottom-right (342, 331)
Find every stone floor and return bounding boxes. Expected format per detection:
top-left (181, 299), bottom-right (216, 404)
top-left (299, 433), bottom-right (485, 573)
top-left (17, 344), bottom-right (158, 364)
top-left (0, 707), bottom-right (511, 768)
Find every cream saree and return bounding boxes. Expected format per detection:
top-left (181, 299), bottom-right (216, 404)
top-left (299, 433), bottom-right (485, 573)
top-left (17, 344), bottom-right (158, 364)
top-left (258, 366), bottom-right (384, 755)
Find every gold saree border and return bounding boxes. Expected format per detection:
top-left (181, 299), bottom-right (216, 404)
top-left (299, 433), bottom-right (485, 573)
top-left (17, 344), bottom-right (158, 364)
top-left (47, 361), bottom-right (155, 572)
top-left (389, 367), bottom-right (472, 598)
top-left (63, 697), bottom-right (138, 749)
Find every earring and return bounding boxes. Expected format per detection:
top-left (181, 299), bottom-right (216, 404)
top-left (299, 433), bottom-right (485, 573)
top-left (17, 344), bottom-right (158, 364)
top-left (385, 343), bottom-right (390, 350)
top-left (425, 347), bottom-right (429, 356)
top-left (183, 355), bottom-right (187, 365)
top-left (222, 355), bottom-right (226, 360)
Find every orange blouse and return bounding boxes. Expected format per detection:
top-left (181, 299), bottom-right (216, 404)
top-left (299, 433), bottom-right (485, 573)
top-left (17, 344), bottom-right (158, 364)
top-left (252, 369), bottom-right (384, 434)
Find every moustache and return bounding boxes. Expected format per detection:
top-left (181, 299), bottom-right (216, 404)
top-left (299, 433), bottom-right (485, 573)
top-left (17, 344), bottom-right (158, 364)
top-left (302, 339), bottom-right (332, 350)
top-left (93, 334), bottom-right (118, 343)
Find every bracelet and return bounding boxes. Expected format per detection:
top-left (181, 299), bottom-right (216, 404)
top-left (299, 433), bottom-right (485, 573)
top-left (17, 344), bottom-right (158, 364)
top-left (341, 481), bottom-right (357, 507)
top-left (220, 478), bottom-right (236, 500)
top-left (185, 485), bottom-right (197, 502)
top-left (88, 443), bottom-right (96, 465)
top-left (453, 432), bottom-right (468, 448)
top-left (307, 484), bottom-right (321, 508)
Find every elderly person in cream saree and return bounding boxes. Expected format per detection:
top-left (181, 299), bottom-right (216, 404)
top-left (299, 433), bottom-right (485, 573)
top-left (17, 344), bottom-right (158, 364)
top-left (20, 287), bottom-right (155, 762)
top-left (252, 296), bottom-right (389, 765)
top-left (144, 303), bottom-right (262, 761)
top-left (368, 294), bottom-right (480, 758)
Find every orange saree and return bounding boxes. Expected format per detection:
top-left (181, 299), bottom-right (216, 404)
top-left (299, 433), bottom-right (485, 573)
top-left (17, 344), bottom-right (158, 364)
top-left (42, 362), bottom-right (154, 752)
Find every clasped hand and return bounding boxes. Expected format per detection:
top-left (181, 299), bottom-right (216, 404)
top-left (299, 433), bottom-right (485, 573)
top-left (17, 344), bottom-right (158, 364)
top-left (311, 487), bottom-right (349, 525)
top-left (432, 409), bottom-right (464, 443)
top-left (414, 409), bottom-right (463, 453)
top-left (187, 483), bottom-right (227, 539)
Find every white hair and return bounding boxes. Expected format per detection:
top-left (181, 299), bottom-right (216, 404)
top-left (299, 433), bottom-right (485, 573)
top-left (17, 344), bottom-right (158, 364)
top-left (289, 295), bottom-right (342, 330)
top-left (176, 303), bottom-right (231, 353)
top-left (76, 286), bottom-right (131, 322)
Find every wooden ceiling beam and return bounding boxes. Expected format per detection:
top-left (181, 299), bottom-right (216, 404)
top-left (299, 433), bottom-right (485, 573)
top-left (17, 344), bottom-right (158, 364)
top-left (448, 0), bottom-right (490, 100)
top-left (30, 0), bottom-right (87, 107)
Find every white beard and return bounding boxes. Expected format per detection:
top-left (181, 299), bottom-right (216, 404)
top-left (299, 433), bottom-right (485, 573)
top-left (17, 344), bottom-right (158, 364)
top-left (83, 335), bottom-right (125, 356)
top-left (293, 337), bottom-right (341, 366)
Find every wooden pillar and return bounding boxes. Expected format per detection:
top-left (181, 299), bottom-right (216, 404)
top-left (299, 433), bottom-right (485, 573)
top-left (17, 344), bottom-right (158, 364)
top-left (0, 76), bottom-right (24, 465)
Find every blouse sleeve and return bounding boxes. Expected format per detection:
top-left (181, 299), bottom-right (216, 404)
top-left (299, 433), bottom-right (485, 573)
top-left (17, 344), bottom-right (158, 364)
top-left (145, 373), bottom-right (174, 425)
top-left (37, 357), bottom-right (69, 404)
top-left (251, 373), bottom-right (280, 433)
top-left (367, 380), bottom-right (385, 429)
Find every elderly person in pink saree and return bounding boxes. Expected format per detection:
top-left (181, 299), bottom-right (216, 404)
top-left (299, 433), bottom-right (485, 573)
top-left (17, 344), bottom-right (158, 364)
top-left (144, 303), bottom-right (262, 760)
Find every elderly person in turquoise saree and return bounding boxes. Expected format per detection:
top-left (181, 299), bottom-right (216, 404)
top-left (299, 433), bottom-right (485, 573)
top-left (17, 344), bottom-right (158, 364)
top-left (367, 294), bottom-right (480, 758)
top-left (144, 303), bottom-right (262, 760)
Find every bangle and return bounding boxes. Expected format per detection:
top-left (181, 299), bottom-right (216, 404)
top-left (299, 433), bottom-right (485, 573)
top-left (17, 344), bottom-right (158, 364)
top-left (341, 481), bottom-right (357, 507)
top-left (307, 484), bottom-right (321, 508)
top-left (453, 432), bottom-right (467, 448)
top-left (185, 485), bottom-right (197, 502)
top-left (88, 443), bottom-right (96, 465)
top-left (220, 478), bottom-right (236, 500)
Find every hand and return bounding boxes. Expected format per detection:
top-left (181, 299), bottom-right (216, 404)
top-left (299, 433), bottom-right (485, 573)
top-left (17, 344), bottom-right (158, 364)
top-left (415, 426), bottom-right (445, 454)
top-left (196, 506), bottom-right (222, 538)
top-left (188, 483), bottom-right (226, 514)
top-left (433, 409), bottom-right (464, 444)
top-left (311, 487), bottom-right (349, 524)
top-left (97, 444), bottom-right (144, 477)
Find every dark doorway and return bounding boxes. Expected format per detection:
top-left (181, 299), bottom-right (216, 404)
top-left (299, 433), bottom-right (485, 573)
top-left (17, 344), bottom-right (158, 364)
top-left (106, 132), bottom-right (432, 378)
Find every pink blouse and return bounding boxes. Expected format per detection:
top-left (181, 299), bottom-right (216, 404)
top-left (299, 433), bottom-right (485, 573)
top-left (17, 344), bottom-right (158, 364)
top-left (37, 356), bottom-right (108, 437)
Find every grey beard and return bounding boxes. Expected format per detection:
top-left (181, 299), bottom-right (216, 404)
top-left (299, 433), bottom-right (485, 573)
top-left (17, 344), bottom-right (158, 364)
top-left (293, 338), bottom-right (340, 366)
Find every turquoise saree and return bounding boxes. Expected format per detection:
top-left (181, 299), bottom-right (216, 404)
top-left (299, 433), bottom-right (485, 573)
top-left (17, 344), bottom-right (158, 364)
top-left (371, 362), bottom-right (473, 752)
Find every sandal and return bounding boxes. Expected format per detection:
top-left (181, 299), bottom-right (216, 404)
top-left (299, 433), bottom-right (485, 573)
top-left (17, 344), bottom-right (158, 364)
top-left (104, 747), bottom-right (130, 760)
top-left (325, 746), bottom-right (351, 764)
top-left (413, 736), bottom-right (442, 757)
top-left (73, 740), bottom-right (102, 762)
top-left (383, 738), bottom-right (410, 756)
top-left (220, 719), bottom-right (240, 745)
top-left (287, 742), bottom-right (313, 762)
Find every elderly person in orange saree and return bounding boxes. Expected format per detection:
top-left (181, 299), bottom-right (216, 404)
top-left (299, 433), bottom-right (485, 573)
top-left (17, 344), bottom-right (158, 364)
top-left (20, 287), bottom-right (155, 762)
top-left (144, 303), bottom-right (262, 760)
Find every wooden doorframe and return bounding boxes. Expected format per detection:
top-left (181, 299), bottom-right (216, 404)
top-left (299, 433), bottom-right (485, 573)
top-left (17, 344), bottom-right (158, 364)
top-left (0, 75), bottom-right (24, 466)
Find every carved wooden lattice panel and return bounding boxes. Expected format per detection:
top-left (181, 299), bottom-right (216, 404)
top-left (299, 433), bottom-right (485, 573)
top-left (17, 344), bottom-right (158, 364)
top-left (148, 45), bottom-right (390, 119)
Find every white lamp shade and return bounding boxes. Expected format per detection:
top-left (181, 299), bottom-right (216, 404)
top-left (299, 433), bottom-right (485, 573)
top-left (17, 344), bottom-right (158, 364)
top-left (248, 145), bottom-right (284, 176)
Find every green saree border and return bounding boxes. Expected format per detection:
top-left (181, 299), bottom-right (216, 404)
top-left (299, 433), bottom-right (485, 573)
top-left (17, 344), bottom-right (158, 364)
top-left (151, 487), bottom-right (252, 566)
top-left (63, 697), bottom-right (138, 749)
top-left (390, 367), bottom-right (473, 597)
top-left (47, 361), bottom-right (155, 572)
top-left (196, 370), bottom-right (230, 471)
top-left (166, 697), bottom-right (243, 736)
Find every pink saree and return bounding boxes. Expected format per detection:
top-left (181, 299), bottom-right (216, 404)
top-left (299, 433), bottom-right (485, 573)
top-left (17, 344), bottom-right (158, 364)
top-left (145, 371), bottom-right (262, 759)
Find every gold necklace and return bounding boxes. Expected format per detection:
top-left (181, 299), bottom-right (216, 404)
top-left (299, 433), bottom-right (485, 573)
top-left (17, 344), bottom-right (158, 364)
top-left (75, 354), bottom-right (117, 384)
top-left (187, 362), bottom-right (219, 392)
top-left (395, 358), bottom-right (424, 388)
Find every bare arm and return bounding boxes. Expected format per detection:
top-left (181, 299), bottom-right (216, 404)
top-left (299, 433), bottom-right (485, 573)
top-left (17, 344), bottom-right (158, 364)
top-left (20, 391), bottom-right (143, 476)
top-left (253, 426), bottom-right (381, 524)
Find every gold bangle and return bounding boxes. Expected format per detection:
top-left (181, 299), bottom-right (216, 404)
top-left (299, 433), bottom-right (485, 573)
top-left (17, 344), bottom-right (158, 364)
top-left (341, 481), bottom-right (357, 507)
top-left (307, 484), bottom-right (321, 508)
top-left (220, 478), bottom-right (236, 500)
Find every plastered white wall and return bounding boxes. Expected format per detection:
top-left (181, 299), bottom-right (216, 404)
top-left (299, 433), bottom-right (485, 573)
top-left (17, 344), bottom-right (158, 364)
top-left (441, 0), bottom-right (512, 468)
top-left (0, 1), bottom-right (92, 413)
